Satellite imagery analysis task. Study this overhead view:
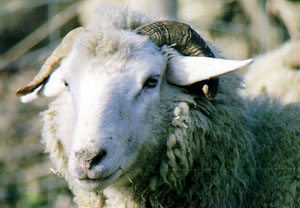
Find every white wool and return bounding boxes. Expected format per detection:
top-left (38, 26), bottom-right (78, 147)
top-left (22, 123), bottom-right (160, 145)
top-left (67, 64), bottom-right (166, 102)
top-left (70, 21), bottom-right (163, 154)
top-left (241, 40), bottom-right (300, 104)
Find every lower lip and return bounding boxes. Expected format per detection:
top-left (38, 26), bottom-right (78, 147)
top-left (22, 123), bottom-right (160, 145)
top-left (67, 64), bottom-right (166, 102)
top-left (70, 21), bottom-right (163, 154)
top-left (76, 169), bottom-right (121, 191)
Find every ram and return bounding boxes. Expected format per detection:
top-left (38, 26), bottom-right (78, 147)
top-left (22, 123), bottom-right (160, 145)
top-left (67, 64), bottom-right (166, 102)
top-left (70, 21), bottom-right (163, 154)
top-left (17, 7), bottom-right (300, 208)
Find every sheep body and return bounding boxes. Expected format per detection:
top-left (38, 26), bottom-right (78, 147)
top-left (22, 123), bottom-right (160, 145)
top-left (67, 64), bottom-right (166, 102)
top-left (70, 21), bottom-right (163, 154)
top-left (242, 40), bottom-right (300, 104)
top-left (25, 7), bottom-right (300, 207)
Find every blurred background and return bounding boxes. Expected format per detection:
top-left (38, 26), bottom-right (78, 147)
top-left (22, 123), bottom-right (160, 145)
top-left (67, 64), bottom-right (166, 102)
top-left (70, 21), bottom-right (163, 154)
top-left (0, 0), bottom-right (299, 207)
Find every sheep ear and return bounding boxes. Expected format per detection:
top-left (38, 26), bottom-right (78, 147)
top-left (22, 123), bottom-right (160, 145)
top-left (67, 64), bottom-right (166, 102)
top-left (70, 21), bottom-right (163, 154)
top-left (17, 27), bottom-right (86, 103)
top-left (167, 56), bottom-right (253, 86)
top-left (20, 68), bottom-right (65, 103)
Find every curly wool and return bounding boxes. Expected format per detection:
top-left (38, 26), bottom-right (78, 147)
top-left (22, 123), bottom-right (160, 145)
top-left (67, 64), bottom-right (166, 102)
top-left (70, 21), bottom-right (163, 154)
top-left (126, 72), bottom-right (300, 208)
top-left (135, 73), bottom-right (258, 207)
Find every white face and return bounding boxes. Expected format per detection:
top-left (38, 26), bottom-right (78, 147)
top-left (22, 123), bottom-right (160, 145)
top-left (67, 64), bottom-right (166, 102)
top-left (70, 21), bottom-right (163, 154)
top-left (55, 39), bottom-right (168, 191)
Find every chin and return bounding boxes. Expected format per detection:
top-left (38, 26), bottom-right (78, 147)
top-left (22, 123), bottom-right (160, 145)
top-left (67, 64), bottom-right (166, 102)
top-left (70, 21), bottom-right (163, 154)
top-left (75, 168), bottom-right (123, 192)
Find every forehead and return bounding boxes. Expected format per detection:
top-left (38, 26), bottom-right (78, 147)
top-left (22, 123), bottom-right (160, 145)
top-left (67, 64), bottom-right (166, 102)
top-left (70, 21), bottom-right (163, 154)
top-left (68, 29), bottom-right (165, 76)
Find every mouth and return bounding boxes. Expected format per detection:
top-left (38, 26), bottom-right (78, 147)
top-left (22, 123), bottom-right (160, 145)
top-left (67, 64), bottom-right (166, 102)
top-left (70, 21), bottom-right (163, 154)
top-left (76, 168), bottom-right (122, 191)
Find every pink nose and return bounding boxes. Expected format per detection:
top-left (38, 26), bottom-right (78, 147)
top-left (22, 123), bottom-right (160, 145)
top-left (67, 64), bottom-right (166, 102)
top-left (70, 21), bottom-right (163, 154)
top-left (75, 149), bottom-right (107, 178)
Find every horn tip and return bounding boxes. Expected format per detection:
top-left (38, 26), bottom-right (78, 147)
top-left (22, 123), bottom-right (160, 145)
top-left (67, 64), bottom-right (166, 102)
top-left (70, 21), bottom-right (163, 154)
top-left (16, 86), bottom-right (33, 96)
top-left (244, 58), bottom-right (254, 65)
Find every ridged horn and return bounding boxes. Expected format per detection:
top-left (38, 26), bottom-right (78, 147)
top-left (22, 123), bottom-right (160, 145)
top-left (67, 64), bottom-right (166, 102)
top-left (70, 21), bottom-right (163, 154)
top-left (16, 27), bottom-right (86, 96)
top-left (135, 20), bottom-right (215, 57)
top-left (135, 20), bottom-right (218, 99)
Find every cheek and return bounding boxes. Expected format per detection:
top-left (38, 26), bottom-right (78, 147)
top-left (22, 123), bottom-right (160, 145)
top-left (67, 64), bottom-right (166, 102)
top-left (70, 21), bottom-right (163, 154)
top-left (126, 103), bottom-right (166, 154)
top-left (55, 93), bottom-right (76, 156)
top-left (119, 108), bottom-right (153, 161)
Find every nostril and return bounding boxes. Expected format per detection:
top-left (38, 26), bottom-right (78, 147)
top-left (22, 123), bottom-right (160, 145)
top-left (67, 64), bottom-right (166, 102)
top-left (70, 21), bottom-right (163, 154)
top-left (88, 149), bottom-right (107, 170)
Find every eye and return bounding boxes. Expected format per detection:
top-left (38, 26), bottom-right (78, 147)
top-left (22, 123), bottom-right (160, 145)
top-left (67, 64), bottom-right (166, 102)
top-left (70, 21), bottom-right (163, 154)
top-left (143, 75), bottom-right (159, 89)
top-left (63, 80), bottom-right (69, 87)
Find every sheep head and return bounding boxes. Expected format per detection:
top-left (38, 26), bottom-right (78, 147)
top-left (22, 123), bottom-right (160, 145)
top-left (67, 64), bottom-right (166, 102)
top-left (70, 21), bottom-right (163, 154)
top-left (17, 20), bottom-right (252, 193)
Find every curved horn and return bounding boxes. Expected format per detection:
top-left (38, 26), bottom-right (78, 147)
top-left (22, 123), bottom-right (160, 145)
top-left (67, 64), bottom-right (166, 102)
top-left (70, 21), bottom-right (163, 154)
top-left (16, 27), bottom-right (86, 96)
top-left (135, 20), bottom-right (215, 57)
top-left (135, 21), bottom-right (218, 99)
